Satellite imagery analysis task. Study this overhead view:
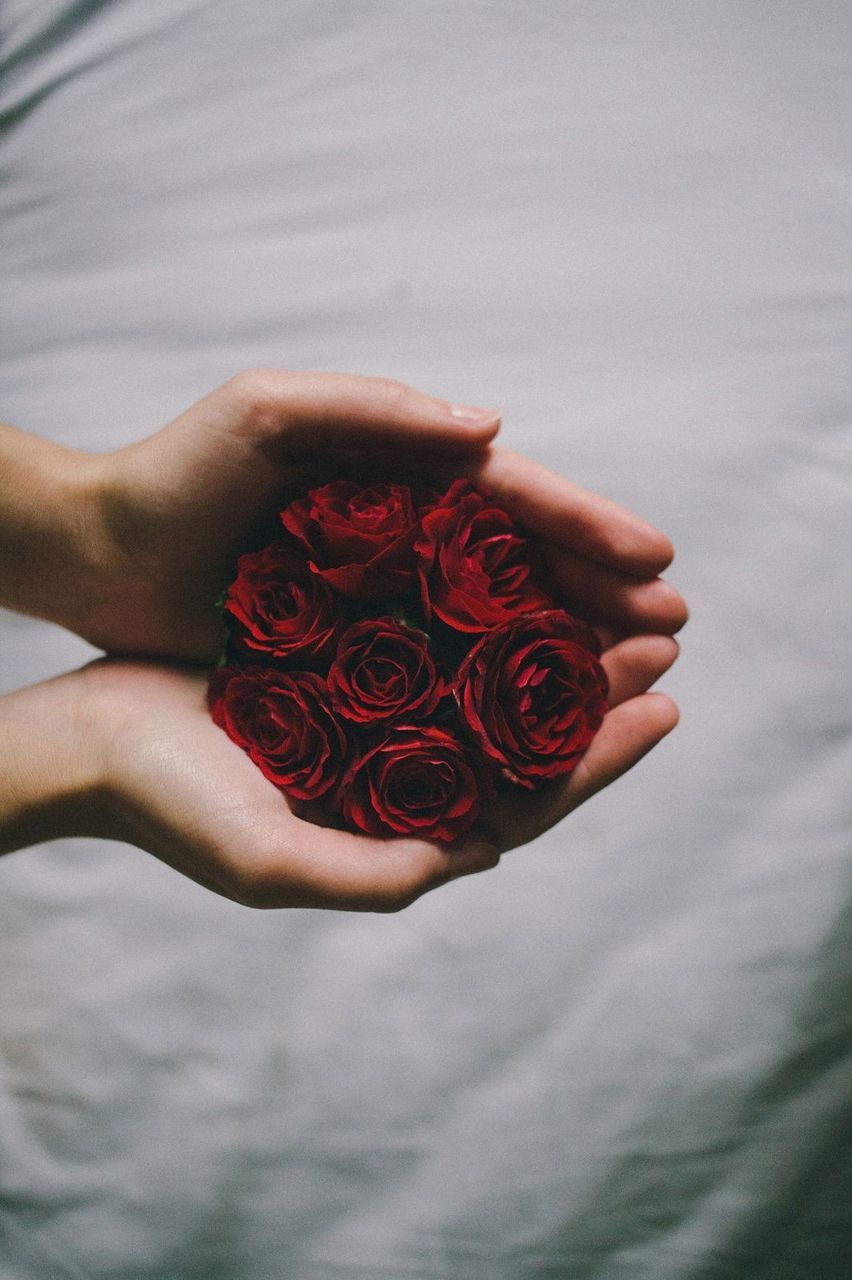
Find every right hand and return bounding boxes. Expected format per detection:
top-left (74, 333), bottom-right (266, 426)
top-left (0, 644), bottom-right (679, 909)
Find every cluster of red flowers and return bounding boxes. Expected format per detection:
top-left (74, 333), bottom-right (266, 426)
top-left (208, 479), bottom-right (609, 843)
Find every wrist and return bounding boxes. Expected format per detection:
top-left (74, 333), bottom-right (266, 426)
top-left (0, 668), bottom-right (113, 855)
top-left (0, 424), bottom-right (107, 640)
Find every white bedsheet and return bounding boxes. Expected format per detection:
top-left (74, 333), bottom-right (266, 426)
top-left (1, 2), bottom-right (850, 1276)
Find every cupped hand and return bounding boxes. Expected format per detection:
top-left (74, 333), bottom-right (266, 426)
top-left (5, 639), bottom-right (676, 910)
top-left (481, 634), bottom-right (680, 852)
top-left (68, 370), bottom-right (685, 661)
top-left (2, 371), bottom-right (686, 906)
top-left (75, 371), bottom-right (499, 660)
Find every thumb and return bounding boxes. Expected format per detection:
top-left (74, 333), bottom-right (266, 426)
top-left (231, 818), bottom-right (501, 911)
top-left (213, 369), bottom-right (501, 454)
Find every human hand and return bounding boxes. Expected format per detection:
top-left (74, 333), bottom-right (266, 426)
top-left (1, 370), bottom-right (685, 662)
top-left (28, 371), bottom-right (501, 660)
top-left (0, 644), bottom-right (679, 908)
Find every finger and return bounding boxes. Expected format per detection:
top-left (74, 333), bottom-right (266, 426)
top-left (543, 543), bottom-right (689, 635)
top-left (218, 369), bottom-right (501, 454)
top-left (456, 446), bottom-right (675, 575)
top-left (565, 692), bottom-right (680, 810)
top-left (593, 623), bottom-right (626, 652)
top-left (601, 635), bottom-right (680, 706)
top-left (482, 693), bottom-right (679, 851)
top-left (237, 820), bottom-right (500, 912)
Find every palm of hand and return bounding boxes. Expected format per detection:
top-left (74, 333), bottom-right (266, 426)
top-left (88, 661), bottom-right (495, 909)
top-left (83, 618), bottom-right (678, 910)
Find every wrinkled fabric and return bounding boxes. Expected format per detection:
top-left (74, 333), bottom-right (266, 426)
top-left (1, 2), bottom-right (850, 1276)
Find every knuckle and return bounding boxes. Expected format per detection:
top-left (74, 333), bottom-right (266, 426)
top-left (367, 376), bottom-right (413, 412)
top-left (370, 887), bottom-right (418, 914)
top-left (225, 846), bottom-right (289, 910)
top-left (224, 368), bottom-right (281, 424)
top-left (367, 868), bottom-right (437, 914)
top-left (229, 878), bottom-right (275, 911)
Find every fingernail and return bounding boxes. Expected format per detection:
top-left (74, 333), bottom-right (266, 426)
top-left (450, 841), bottom-right (500, 877)
top-left (449, 404), bottom-right (501, 426)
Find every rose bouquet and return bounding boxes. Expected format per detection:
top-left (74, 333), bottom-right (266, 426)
top-left (208, 478), bottom-right (609, 843)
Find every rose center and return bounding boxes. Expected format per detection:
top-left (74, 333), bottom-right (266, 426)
top-left (389, 759), bottom-right (451, 812)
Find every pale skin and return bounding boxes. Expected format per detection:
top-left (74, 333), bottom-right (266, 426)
top-left (0, 370), bottom-right (687, 910)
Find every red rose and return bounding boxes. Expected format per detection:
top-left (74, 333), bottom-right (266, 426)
top-left (224, 541), bottom-right (340, 665)
top-left (280, 481), bottom-right (420, 599)
top-left (328, 617), bottom-right (445, 724)
top-left (209, 667), bottom-right (348, 801)
top-left (341, 724), bottom-right (480, 843)
top-left (455, 609), bottom-right (608, 788)
top-left (415, 479), bottom-right (550, 632)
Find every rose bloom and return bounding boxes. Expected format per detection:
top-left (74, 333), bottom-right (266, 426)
top-left (342, 724), bottom-right (480, 843)
top-left (224, 541), bottom-right (340, 665)
top-left (209, 667), bottom-right (348, 801)
top-left (416, 479), bottom-right (550, 632)
top-left (280, 480), bottom-right (420, 600)
top-left (328, 617), bottom-right (445, 724)
top-left (455, 609), bottom-right (608, 788)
